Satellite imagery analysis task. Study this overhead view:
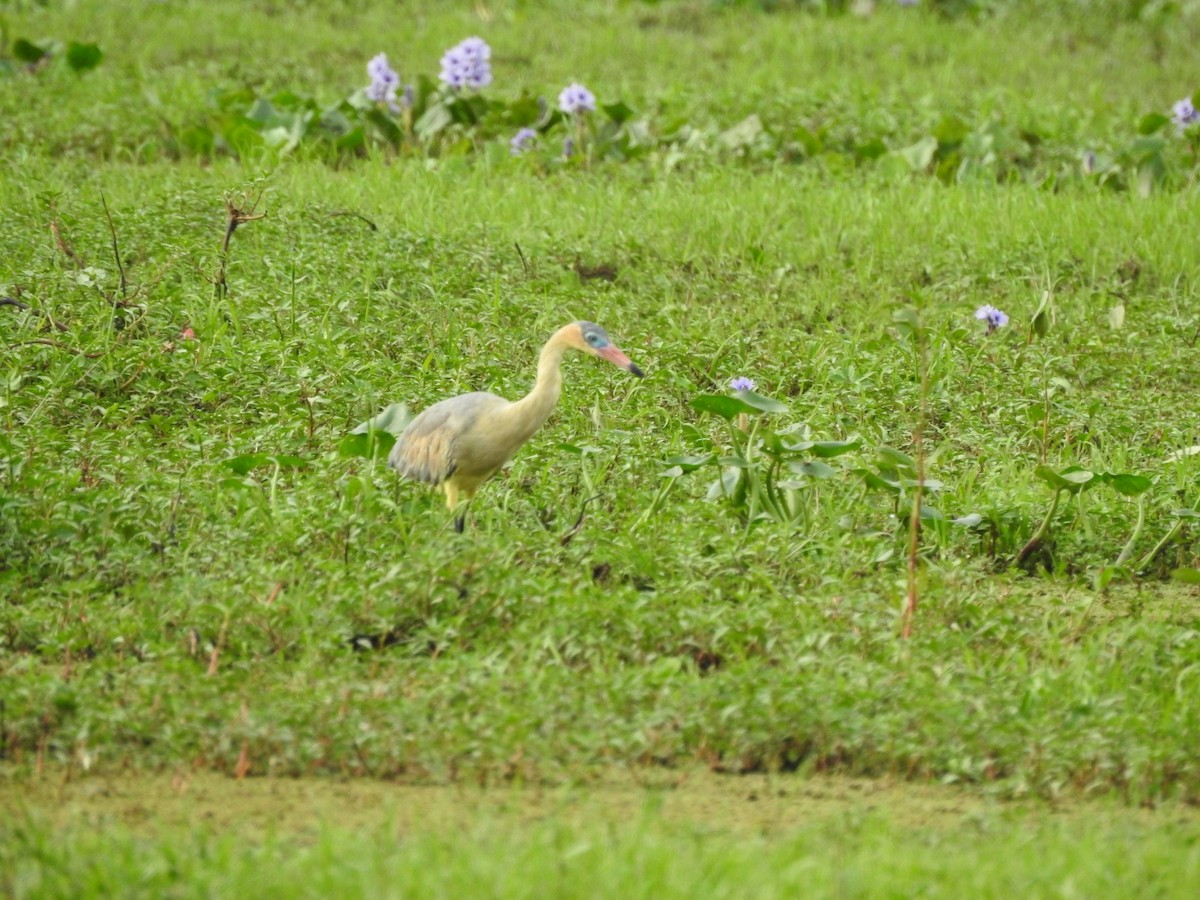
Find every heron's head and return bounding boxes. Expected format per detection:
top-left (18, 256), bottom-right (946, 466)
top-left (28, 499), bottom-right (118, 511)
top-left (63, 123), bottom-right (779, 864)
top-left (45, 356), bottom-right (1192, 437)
top-left (573, 321), bottom-right (645, 378)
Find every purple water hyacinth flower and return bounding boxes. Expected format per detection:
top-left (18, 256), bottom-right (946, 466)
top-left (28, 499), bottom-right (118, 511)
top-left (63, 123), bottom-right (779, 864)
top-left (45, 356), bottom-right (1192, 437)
top-left (558, 82), bottom-right (596, 115)
top-left (366, 53), bottom-right (400, 105)
top-left (1172, 97), bottom-right (1200, 131)
top-left (730, 376), bottom-right (757, 392)
top-left (975, 305), bottom-right (1009, 334)
top-left (510, 127), bottom-right (537, 155)
top-left (439, 36), bottom-right (492, 89)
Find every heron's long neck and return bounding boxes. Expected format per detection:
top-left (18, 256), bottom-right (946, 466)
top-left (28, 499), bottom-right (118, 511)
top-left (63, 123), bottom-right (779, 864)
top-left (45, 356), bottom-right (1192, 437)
top-left (505, 330), bottom-right (571, 440)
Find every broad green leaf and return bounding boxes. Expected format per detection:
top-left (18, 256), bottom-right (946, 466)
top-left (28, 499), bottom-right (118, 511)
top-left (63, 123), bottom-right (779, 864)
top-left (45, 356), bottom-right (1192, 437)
top-left (706, 469), bottom-right (742, 501)
top-left (268, 455), bottom-right (308, 469)
top-left (366, 108), bottom-right (404, 146)
top-left (900, 478), bottom-right (943, 492)
top-left (918, 505), bottom-right (945, 521)
top-left (934, 113), bottom-right (969, 146)
top-left (786, 459), bottom-right (836, 480)
top-left (1035, 464), bottom-right (1093, 492)
top-left (952, 513), bottom-right (985, 528)
top-left (782, 439), bottom-right (815, 454)
top-left (691, 394), bottom-right (754, 420)
top-left (246, 97), bottom-right (277, 124)
top-left (1104, 473), bottom-right (1153, 496)
top-left (809, 438), bottom-right (862, 458)
top-left (663, 454), bottom-right (717, 473)
top-left (1060, 466), bottom-right (1096, 487)
top-left (1137, 112), bottom-right (1170, 135)
top-left (1031, 290), bottom-right (1053, 340)
top-left (1093, 565), bottom-right (1129, 592)
top-left (717, 114), bottom-right (763, 150)
top-left (12, 39), bottom-right (47, 63)
top-left (351, 403), bottom-right (412, 436)
top-left (791, 124), bottom-right (823, 156)
top-left (558, 443), bottom-right (601, 456)
top-left (856, 468), bottom-right (901, 494)
top-left (878, 448), bottom-right (916, 470)
top-left (414, 102), bottom-right (453, 139)
top-left (1170, 567), bottom-right (1200, 585)
top-left (66, 42), bottom-right (103, 72)
top-left (223, 453), bottom-right (267, 475)
top-left (338, 431), bottom-right (396, 460)
top-left (603, 101), bottom-right (634, 124)
top-left (1166, 446), bottom-right (1200, 462)
top-left (223, 453), bottom-right (307, 475)
top-left (737, 390), bottom-right (789, 414)
top-left (1170, 508), bottom-right (1200, 519)
top-left (896, 136), bottom-right (938, 172)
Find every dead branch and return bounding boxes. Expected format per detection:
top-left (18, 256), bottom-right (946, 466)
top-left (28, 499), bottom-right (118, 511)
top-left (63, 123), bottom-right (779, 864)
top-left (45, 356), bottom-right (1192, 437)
top-left (1, 296), bottom-right (67, 332)
top-left (328, 210), bottom-right (377, 231)
top-left (215, 188), bottom-right (267, 300)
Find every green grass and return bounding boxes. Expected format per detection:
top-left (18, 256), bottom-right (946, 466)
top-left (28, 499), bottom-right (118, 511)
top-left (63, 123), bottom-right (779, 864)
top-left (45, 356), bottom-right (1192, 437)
top-left (4, 0), bottom-right (1200, 891)
top-left (9, 812), bottom-right (1200, 899)
top-left (6, 773), bottom-right (1200, 898)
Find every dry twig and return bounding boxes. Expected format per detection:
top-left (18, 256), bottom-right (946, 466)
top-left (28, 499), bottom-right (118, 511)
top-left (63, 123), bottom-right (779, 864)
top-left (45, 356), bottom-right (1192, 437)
top-left (215, 189), bottom-right (267, 300)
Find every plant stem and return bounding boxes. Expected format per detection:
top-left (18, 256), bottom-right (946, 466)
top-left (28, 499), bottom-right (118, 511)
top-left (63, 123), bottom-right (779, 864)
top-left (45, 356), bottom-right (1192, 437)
top-left (1017, 489), bottom-right (1061, 567)
top-left (1114, 495), bottom-right (1147, 567)
top-left (635, 476), bottom-right (676, 530)
top-left (902, 321), bottom-right (928, 639)
top-left (1135, 519), bottom-right (1183, 571)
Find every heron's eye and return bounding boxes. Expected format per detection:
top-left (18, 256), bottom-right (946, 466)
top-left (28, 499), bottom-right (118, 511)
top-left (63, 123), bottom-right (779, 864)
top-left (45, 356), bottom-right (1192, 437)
top-left (586, 332), bottom-right (601, 346)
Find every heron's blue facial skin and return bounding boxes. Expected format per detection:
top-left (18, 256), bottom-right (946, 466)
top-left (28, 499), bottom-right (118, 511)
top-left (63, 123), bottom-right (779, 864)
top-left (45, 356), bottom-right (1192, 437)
top-left (579, 321), bottom-right (611, 350)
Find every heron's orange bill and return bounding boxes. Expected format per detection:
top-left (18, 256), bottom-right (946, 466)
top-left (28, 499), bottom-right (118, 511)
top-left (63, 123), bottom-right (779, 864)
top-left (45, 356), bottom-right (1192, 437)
top-left (598, 344), bottom-right (645, 378)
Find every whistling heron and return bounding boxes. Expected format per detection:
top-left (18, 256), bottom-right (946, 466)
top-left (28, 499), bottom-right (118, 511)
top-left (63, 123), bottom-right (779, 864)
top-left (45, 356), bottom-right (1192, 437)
top-left (388, 321), bottom-right (645, 531)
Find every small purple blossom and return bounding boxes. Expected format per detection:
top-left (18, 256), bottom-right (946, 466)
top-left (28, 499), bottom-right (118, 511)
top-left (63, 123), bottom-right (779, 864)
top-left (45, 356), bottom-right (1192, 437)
top-left (558, 82), bottom-right (596, 115)
top-left (975, 305), bottom-right (1009, 334)
top-left (365, 53), bottom-right (400, 105)
top-left (1172, 97), bottom-right (1199, 132)
top-left (510, 127), bottom-right (537, 155)
top-left (730, 376), bottom-right (756, 392)
top-left (563, 136), bottom-right (575, 158)
top-left (440, 36), bottom-right (492, 89)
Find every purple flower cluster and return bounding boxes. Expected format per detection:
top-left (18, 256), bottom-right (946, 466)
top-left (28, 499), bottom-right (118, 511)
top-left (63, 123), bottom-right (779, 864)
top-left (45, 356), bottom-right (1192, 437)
top-left (558, 82), bottom-right (596, 115)
top-left (730, 376), bottom-right (756, 392)
top-left (1172, 97), bottom-right (1199, 132)
top-left (975, 305), bottom-right (1009, 334)
top-left (366, 53), bottom-right (400, 106)
top-left (440, 36), bottom-right (492, 89)
top-left (510, 127), bottom-right (537, 155)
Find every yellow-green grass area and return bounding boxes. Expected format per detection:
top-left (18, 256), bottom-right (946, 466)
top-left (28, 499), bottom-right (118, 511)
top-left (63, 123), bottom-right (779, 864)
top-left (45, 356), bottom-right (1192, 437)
top-left (4, 770), bottom-right (1200, 898)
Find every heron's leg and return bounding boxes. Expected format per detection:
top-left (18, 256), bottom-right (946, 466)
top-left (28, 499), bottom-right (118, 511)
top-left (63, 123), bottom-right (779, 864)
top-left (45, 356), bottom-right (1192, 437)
top-left (444, 482), bottom-right (468, 533)
top-left (454, 487), bottom-right (479, 534)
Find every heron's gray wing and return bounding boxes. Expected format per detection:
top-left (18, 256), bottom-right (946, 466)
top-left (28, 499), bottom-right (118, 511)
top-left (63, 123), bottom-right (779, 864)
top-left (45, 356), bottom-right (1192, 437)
top-left (387, 393), bottom-right (499, 485)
